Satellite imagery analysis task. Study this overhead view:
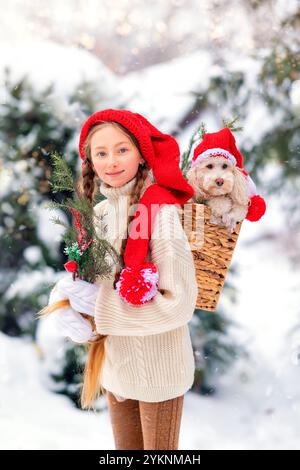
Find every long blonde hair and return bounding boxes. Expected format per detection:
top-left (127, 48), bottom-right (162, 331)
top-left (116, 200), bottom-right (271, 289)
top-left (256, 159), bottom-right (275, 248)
top-left (77, 121), bottom-right (149, 409)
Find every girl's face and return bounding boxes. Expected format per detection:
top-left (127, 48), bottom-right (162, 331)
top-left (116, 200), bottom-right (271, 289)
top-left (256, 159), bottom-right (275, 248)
top-left (90, 125), bottom-right (145, 187)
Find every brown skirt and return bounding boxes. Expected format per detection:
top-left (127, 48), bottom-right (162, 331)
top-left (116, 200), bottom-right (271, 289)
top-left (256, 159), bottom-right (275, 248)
top-left (105, 390), bottom-right (185, 450)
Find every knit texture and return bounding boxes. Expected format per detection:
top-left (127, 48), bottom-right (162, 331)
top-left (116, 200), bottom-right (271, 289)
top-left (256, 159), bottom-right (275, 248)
top-left (93, 174), bottom-right (198, 402)
top-left (79, 109), bottom-right (194, 307)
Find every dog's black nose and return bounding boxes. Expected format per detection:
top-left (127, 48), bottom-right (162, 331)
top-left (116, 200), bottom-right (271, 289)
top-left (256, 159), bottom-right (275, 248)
top-left (215, 178), bottom-right (224, 186)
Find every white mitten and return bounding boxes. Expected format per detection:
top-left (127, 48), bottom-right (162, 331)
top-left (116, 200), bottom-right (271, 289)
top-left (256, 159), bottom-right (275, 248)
top-left (46, 283), bottom-right (95, 344)
top-left (55, 276), bottom-right (99, 317)
top-left (52, 307), bottom-right (94, 344)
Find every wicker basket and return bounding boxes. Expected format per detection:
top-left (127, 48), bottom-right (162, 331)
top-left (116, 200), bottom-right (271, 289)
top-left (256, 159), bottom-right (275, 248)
top-left (180, 202), bottom-right (243, 311)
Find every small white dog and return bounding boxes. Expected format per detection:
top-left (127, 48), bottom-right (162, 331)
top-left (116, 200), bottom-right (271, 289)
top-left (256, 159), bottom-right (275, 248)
top-left (187, 156), bottom-right (250, 233)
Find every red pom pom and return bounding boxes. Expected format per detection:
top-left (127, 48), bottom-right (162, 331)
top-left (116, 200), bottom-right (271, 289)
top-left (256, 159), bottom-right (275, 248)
top-left (64, 260), bottom-right (78, 273)
top-left (116, 262), bottom-right (159, 306)
top-left (246, 195), bottom-right (266, 222)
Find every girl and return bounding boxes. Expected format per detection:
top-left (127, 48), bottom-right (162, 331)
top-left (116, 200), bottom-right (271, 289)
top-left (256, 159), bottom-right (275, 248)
top-left (49, 108), bottom-right (198, 450)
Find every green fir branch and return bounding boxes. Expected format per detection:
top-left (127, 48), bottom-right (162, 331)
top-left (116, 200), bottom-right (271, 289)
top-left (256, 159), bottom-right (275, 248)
top-left (222, 116), bottom-right (243, 133)
top-left (45, 151), bottom-right (121, 283)
top-left (199, 121), bottom-right (207, 139)
top-left (181, 123), bottom-right (207, 176)
top-left (48, 215), bottom-right (69, 230)
top-left (181, 127), bottom-right (202, 176)
top-left (49, 151), bottom-right (75, 193)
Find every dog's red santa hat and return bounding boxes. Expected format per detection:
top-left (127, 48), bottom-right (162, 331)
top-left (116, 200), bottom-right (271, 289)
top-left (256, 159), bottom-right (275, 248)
top-left (191, 127), bottom-right (266, 222)
top-left (79, 108), bottom-right (194, 306)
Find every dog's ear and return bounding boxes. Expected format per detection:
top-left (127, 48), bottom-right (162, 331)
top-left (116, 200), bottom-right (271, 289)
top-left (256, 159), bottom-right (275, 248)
top-left (231, 166), bottom-right (249, 205)
top-left (186, 166), bottom-right (209, 201)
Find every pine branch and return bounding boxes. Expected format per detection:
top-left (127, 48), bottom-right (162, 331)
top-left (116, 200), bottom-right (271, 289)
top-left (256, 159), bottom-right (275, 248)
top-left (222, 116), bottom-right (243, 133)
top-left (45, 151), bottom-right (121, 283)
top-left (49, 215), bottom-right (69, 230)
top-left (181, 123), bottom-right (206, 176)
top-left (62, 225), bottom-right (78, 246)
top-left (49, 151), bottom-right (75, 193)
top-left (199, 121), bottom-right (207, 139)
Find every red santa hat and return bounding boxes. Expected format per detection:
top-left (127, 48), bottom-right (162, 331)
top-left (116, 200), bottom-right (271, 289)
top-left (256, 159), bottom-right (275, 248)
top-left (191, 127), bottom-right (266, 222)
top-left (78, 108), bottom-right (194, 306)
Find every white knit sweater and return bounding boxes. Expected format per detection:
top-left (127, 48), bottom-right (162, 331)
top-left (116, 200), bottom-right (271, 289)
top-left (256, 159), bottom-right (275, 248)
top-left (93, 173), bottom-right (198, 402)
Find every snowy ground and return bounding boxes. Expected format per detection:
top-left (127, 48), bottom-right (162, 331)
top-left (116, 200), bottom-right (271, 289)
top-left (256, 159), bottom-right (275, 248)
top-left (1, 187), bottom-right (299, 450)
top-left (1, 27), bottom-right (299, 450)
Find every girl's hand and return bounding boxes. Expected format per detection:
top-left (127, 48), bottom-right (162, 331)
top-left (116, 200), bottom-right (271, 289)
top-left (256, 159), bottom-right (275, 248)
top-left (55, 276), bottom-right (100, 317)
top-left (46, 283), bottom-right (96, 344)
top-left (50, 305), bottom-right (95, 344)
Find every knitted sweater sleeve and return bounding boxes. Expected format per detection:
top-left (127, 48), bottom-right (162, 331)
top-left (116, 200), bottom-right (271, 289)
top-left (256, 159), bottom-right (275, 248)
top-left (94, 203), bottom-right (198, 336)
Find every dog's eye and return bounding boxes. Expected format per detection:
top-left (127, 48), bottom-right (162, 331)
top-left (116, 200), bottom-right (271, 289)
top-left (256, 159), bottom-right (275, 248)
top-left (222, 163), bottom-right (228, 169)
top-left (206, 164), bottom-right (213, 169)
